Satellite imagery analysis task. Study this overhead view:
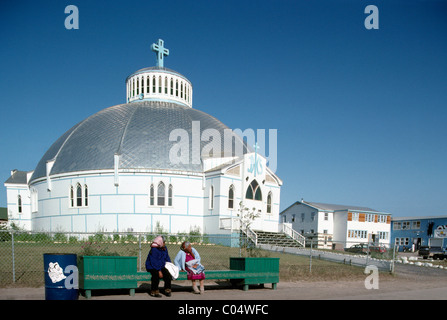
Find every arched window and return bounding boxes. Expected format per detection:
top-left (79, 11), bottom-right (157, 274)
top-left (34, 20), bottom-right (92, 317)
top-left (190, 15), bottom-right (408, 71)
top-left (209, 186), bottom-right (214, 209)
top-left (267, 192), bottom-right (272, 214)
top-left (157, 182), bottom-right (165, 206)
top-left (136, 78), bottom-right (139, 95)
top-left (150, 184), bottom-right (155, 206)
top-left (165, 77), bottom-right (168, 94)
top-left (228, 185), bottom-right (234, 209)
top-left (146, 76), bottom-right (150, 94)
top-left (168, 184), bottom-right (173, 206)
top-left (84, 185), bottom-right (88, 207)
top-left (176, 80), bottom-right (179, 97)
top-left (152, 75), bottom-right (156, 93)
top-left (17, 195), bottom-right (22, 213)
top-left (76, 183), bottom-right (82, 207)
top-left (70, 186), bottom-right (74, 207)
top-left (245, 180), bottom-right (262, 201)
top-left (158, 76), bottom-right (162, 93)
top-left (170, 78), bottom-right (174, 95)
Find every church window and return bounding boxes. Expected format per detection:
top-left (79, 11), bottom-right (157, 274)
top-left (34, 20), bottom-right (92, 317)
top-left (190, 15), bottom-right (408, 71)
top-left (181, 82), bottom-right (183, 98)
top-left (209, 186), bottom-right (214, 209)
top-left (228, 185), bottom-right (234, 209)
top-left (152, 76), bottom-right (156, 93)
top-left (150, 184), bottom-right (155, 206)
top-left (136, 78), bottom-right (139, 95)
top-left (147, 77), bottom-right (150, 93)
top-left (70, 186), bottom-right (74, 207)
top-left (267, 192), bottom-right (272, 214)
top-left (17, 195), bottom-right (22, 213)
top-left (168, 184), bottom-right (173, 206)
top-left (246, 185), bottom-right (253, 199)
top-left (165, 77), bottom-right (168, 94)
top-left (245, 179), bottom-right (262, 201)
top-left (76, 183), bottom-right (82, 207)
top-left (170, 78), bottom-right (173, 95)
top-left (159, 76), bottom-right (162, 93)
top-left (69, 183), bottom-right (88, 208)
top-left (84, 185), bottom-right (88, 207)
top-left (176, 80), bottom-right (179, 97)
top-left (157, 182), bottom-right (165, 206)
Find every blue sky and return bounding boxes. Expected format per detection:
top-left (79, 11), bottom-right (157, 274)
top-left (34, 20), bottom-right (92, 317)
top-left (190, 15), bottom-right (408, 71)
top-left (1, 0), bottom-right (446, 217)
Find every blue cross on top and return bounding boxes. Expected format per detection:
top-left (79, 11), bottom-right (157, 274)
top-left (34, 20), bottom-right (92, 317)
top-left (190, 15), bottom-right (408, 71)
top-left (151, 39), bottom-right (169, 68)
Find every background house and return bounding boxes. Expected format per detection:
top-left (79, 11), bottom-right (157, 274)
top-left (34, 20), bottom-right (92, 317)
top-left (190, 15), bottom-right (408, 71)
top-left (280, 200), bottom-right (391, 249)
top-left (391, 215), bottom-right (447, 251)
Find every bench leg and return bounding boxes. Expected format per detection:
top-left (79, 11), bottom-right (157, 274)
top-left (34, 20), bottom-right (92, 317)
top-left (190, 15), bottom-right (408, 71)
top-left (272, 283), bottom-right (277, 290)
top-left (85, 290), bottom-right (91, 299)
top-left (130, 288), bottom-right (135, 296)
top-left (243, 284), bottom-right (249, 291)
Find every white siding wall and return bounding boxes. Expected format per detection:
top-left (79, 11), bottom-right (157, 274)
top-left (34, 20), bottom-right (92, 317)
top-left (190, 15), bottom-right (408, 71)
top-left (30, 172), bottom-right (206, 233)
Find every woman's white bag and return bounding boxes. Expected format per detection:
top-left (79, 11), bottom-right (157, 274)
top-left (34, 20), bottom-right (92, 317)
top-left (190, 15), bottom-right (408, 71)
top-left (165, 262), bottom-right (180, 280)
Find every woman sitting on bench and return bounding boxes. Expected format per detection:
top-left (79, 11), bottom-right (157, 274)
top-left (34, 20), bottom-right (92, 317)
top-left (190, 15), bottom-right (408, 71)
top-left (145, 235), bottom-right (172, 297)
top-left (174, 241), bottom-right (205, 294)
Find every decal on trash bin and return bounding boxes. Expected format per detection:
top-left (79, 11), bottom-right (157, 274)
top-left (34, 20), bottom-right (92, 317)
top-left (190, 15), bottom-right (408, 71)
top-left (48, 262), bottom-right (67, 283)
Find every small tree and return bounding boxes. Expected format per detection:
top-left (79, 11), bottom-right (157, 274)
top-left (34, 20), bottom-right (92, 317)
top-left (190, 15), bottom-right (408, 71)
top-left (237, 201), bottom-right (260, 257)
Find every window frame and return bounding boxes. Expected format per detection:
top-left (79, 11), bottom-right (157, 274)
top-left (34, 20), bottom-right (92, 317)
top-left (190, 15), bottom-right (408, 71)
top-left (157, 182), bottom-right (165, 206)
top-left (245, 179), bottom-right (262, 201)
top-left (266, 192), bottom-right (272, 214)
top-left (228, 185), bottom-right (234, 209)
top-left (168, 184), bottom-right (173, 207)
top-left (69, 183), bottom-right (89, 208)
top-left (209, 185), bottom-right (214, 210)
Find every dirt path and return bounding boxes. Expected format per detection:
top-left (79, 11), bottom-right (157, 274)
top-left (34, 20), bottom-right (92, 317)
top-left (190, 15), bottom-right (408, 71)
top-left (1, 263), bottom-right (446, 300)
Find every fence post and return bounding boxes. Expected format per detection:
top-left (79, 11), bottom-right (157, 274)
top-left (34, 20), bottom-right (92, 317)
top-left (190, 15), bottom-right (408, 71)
top-left (309, 239), bottom-right (313, 273)
top-left (391, 245), bottom-right (396, 274)
top-left (366, 242), bottom-right (370, 267)
top-left (138, 234), bottom-right (142, 272)
top-left (11, 230), bottom-right (15, 283)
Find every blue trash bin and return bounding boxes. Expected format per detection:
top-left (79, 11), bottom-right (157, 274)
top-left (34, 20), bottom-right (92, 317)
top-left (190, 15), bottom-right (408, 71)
top-left (43, 253), bottom-right (78, 300)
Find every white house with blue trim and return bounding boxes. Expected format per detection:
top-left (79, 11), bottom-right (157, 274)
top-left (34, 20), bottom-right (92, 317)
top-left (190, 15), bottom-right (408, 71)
top-left (4, 40), bottom-right (282, 236)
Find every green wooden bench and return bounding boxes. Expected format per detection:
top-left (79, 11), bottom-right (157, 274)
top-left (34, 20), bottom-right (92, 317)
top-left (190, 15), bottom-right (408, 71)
top-left (79, 256), bottom-right (279, 299)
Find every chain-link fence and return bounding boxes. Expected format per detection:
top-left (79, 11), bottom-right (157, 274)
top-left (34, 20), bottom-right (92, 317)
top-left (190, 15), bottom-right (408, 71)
top-left (0, 229), bottom-right (433, 288)
top-left (0, 230), bottom-right (247, 287)
top-left (260, 240), bottom-right (397, 273)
